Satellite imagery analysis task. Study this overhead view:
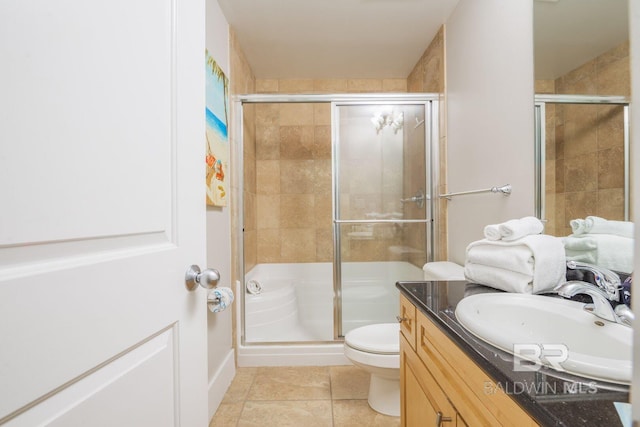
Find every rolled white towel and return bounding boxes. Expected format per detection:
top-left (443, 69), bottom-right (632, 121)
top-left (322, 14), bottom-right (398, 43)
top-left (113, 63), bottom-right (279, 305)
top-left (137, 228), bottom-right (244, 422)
top-left (464, 234), bottom-right (566, 293)
top-left (499, 216), bottom-right (544, 241)
top-left (570, 218), bottom-right (588, 235)
top-left (586, 216), bottom-right (634, 239)
top-left (483, 224), bottom-right (502, 241)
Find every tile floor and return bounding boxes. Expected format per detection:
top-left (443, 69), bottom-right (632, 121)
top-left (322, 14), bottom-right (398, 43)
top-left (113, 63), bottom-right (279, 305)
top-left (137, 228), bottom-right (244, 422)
top-left (209, 365), bottom-right (401, 427)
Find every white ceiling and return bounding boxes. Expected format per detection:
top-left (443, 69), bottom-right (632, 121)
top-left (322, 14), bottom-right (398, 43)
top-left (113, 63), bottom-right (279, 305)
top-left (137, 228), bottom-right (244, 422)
top-left (534, 0), bottom-right (628, 80)
top-left (215, 0), bottom-right (629, 81)
top-left (215, 0), bottom-right (460, 79)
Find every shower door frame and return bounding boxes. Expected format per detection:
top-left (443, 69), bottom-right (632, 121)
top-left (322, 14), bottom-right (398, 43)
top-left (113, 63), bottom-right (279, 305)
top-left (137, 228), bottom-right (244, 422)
top-left (232, 93), bottom-right (440, 346)
top-left (331, 97), bottom-right (438, 338)
top-left (534, 94), bottom-right (630, 222)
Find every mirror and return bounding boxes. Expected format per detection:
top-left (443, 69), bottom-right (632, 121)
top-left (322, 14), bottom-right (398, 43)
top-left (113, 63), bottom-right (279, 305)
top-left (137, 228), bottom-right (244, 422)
top-left (533, 0), bottom-right (632, 274)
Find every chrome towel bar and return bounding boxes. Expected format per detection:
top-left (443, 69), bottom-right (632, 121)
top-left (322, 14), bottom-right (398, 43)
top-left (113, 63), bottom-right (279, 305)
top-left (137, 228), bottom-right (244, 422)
top-left (439, 184), bottom-right (511, 200)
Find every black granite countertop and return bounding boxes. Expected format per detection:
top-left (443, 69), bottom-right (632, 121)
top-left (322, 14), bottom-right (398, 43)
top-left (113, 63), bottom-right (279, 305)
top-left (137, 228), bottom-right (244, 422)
top-left (396, 280), bottom-right (630, 427)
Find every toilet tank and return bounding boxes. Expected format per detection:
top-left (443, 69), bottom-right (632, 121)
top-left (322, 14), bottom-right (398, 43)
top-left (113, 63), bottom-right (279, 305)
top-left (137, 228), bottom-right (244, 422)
top-left (423, 262), bottom-right (465, 281)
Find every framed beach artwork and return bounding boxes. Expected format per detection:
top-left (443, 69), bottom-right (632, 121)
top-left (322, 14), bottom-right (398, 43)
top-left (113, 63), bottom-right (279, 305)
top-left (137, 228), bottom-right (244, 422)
top-left (205, 49), bottom-right (229, 207)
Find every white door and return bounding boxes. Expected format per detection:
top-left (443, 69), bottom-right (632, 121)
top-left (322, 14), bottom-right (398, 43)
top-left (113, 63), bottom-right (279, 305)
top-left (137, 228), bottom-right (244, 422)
top-left (0, 1), bottom-right (208, 426)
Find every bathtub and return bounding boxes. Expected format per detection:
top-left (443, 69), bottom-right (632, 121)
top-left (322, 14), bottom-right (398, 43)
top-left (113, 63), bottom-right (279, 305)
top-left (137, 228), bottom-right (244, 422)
top-left (238, 261), bottom-right (424, 366)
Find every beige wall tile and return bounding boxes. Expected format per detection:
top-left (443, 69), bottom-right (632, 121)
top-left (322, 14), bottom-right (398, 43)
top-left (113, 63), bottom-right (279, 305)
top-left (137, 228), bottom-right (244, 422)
top-left (280, 126), bottom-right (315, 159)
top-left (257, 194), bottom-right (280, 229)
top-left (255, 103), bottom-right (280, 126)
top-left (280, 194), bottom-right (315, 228)
top-left (256, 79), bottom-right (278, 93)
top-left (314, 104), bottom-right (331, 126)
top-left (313, 126), bottom-right (332, 159)
top-left (257, 229), bottom-right (281, 263)
top-left (347, 79), bottom-right (383, 92)
top-left (315, 228), bottom-right (334, 262)
top-left (279, 79), bottom-right (315, 93)
top-left (256, 160), bottom-right (281, 194)
top-left (382, 79), bottom-right (407, 92)
top-left (598, 147), bottom-right (625, 189)
top-left (596, 189), bottom-right (625, 220)
top-left (280, 160), bottom-right (316, 194)
top-left (279, 103), bottom-right (314, 126)
top-left (314, 79), bottom-right (348, 93)
top-left (255, 125), bottom-right (280, 160)
top-left (280, 228), bottom-right (316, 262)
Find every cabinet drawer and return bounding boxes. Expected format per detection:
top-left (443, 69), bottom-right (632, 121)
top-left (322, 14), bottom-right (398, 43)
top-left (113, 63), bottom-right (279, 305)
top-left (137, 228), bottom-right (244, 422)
top-left (416, 310), bottom-right (538, 427)
top-left (399, 295), bottom-right (416, 350)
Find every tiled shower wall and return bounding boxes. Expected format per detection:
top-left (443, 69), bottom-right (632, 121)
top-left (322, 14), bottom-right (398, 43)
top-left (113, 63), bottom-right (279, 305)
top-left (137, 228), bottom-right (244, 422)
top-left (243, 28), bottom-right (447, 269)
top-left (246, 79), bottom-right (407, 267)
top-left (536, 41), bottom-right (630, 236)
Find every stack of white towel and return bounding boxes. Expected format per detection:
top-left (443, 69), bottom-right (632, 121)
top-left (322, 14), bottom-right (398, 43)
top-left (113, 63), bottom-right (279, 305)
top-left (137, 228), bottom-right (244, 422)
top-left (464, 216), bottom-right (566, 294)
top-left (563, 216), bottom-right (634, 274)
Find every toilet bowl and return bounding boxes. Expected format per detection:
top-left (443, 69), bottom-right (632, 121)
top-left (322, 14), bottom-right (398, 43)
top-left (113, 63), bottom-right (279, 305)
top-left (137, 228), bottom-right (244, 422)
top-left (343, 323), bottom-right (400, 417)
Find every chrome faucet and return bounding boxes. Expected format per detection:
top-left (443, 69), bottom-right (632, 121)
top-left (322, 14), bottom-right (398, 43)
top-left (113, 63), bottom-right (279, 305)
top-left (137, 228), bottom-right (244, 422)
top-left (555, 281), bottom-right (631, 326)
top-left (566, 261), bottom-right (621, 301)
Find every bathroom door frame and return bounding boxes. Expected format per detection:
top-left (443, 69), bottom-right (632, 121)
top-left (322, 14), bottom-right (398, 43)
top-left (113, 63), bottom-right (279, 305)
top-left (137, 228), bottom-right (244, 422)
top-left (534, 94), bottom-right (630, 222)
top-left (232, 93), bottom-right (440, 346)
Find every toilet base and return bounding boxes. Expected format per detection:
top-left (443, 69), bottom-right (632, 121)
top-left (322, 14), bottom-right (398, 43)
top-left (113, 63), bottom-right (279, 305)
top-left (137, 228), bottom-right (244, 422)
top-left (367, 373), bottom-right (400, 417)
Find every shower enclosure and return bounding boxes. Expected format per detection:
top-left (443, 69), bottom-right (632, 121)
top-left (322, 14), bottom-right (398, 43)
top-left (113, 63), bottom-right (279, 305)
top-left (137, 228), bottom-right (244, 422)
top-left (234, 94), bottom-right (438, 352)
top-left (534, 94), bottom-right (630, 236)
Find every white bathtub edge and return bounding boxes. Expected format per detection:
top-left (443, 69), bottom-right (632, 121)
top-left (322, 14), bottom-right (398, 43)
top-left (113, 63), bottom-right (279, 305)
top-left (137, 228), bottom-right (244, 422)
top-left (237, 343), bottom-right (351, 367)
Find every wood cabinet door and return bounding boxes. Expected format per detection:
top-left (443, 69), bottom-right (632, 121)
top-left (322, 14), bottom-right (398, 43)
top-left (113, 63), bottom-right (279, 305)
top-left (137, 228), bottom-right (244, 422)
top-left (401, 336), bottom-right (458, 427)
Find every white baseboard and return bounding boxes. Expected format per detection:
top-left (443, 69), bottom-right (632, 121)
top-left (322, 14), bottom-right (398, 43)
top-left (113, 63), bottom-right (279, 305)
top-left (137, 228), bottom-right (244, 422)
top-left (237, 343), bottom-right (350, 367)
top-left (208, 349), bottom-right (236, 421)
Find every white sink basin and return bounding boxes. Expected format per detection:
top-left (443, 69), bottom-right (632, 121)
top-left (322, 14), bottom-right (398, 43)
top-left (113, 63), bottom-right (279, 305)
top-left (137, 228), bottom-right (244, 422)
top-left (455, 293), bottom-right (632, 384)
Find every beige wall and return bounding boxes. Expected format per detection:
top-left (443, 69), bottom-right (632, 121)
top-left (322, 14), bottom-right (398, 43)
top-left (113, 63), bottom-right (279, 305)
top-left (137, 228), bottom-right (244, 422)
top-left (445, 0), bottom-right (535, 265)
top-left (536, 42), bottom-right (630, 236)
top-left (407, 27), bottom-right (447, 261)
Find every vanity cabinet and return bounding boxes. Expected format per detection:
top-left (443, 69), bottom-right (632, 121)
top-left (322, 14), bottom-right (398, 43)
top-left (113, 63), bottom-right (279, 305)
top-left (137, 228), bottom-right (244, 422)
top-left (400, 297), bottom-right (538, 427)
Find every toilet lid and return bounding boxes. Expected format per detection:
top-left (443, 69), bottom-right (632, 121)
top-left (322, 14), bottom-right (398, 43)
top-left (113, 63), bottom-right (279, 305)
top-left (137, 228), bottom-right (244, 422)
top-left (344, 323), bottom-right (400, 355)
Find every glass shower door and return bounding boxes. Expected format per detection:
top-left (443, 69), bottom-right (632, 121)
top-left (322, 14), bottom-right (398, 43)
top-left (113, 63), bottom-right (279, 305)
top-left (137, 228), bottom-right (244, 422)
top-left (333, 102), bottom-right (434, 337)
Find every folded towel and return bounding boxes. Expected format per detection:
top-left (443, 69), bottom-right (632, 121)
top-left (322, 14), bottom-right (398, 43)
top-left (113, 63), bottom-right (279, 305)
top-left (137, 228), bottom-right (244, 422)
top-left (562, 235), bottom-right (597, 252)
top-left (499, 216), bottom-right (544, 241)
top-left (464, 234), bottom-right (566, 293)
top-left (483, 224), bottom-right (502, 241)
top-left (466, 244), bottom-right (534, 275)
top-left (464, 263), bottom-right (534, 293)
top-left (563, 234), bottom-right (634, 274)
top-left (585, 216), bottom-right (634, 239)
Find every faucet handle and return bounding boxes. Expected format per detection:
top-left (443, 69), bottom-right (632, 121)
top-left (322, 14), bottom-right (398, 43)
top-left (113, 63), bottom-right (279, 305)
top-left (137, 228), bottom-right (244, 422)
top-left (566, 260), bottom-right (621, 301)
top-left (614, 304), bottom-right (634, 327)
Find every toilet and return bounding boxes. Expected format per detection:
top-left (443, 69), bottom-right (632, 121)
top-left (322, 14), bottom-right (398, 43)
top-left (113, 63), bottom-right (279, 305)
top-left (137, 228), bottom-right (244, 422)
top-left (343, 323), bottom-right (400, 416)
top-left (343, 262), bottom-right (465, 417)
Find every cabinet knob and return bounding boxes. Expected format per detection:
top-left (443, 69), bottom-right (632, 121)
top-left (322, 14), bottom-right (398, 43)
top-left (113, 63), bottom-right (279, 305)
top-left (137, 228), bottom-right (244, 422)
top-left (436, 411), bottom-right (452, 426)
top-left (396, 315), bottom-right (409, 323)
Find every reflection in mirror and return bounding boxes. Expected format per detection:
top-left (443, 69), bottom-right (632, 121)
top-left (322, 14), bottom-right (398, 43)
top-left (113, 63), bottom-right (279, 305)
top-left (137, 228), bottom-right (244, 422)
top-left (533, 0), bottom-right (632, 275)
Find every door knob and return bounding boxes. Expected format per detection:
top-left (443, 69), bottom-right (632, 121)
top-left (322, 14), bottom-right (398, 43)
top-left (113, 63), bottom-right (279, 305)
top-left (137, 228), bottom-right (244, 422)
top-left (185, 265), bottom-right (220, 291)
